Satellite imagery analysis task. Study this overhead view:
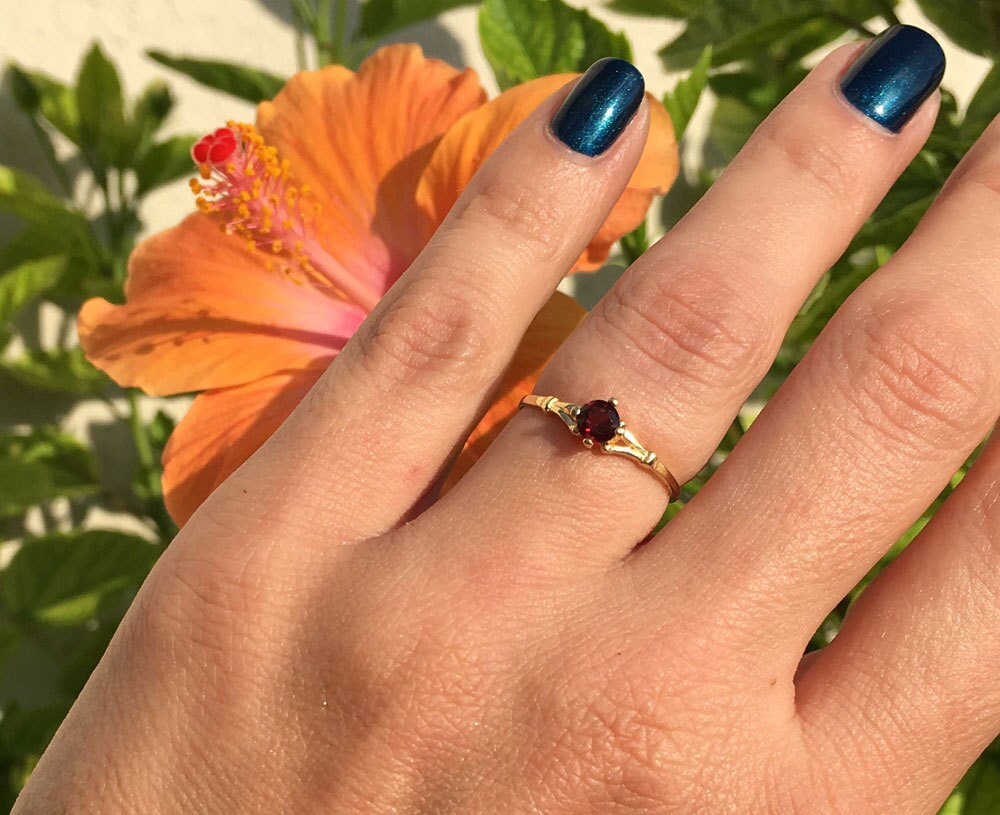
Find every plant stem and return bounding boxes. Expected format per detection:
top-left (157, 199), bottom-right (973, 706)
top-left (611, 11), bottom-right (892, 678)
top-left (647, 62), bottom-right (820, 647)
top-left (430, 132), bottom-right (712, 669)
top-left (316, 0), bottom-right (335, 64)
top-left (127, 389), bottom-right (156, 476)
top-left (335, 0), bottom-right (349, 61)
top-left (876, 0), bottom-right (902, 27)
top-left (126, 389), bottom-right (176, 542)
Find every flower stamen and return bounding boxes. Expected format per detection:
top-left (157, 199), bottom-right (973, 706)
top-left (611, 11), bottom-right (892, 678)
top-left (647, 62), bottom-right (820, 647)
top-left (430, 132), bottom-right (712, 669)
top-left (189, 123), bottom-right (380, 311)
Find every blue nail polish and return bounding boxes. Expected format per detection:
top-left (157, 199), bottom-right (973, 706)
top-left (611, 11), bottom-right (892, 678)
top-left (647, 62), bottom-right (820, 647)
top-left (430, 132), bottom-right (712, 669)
top-left (839, 25), bottom-right (945, 133)
top-left (551, 58), bottom-right (645, 157)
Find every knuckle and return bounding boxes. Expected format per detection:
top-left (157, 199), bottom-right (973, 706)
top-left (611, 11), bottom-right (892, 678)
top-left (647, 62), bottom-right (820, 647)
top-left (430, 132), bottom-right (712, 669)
top-left (831, 291), bottom-right (996, 453)
top-left (353, 286), bottom-right (496, 393)
top-left (594, 265), bottom-right (772, 394)
top-left (133, 525), bottom-right (309, 667)
top-left (759, 121), bottom-right (857, 202)
top-left (959, 161), bottom-right (1000, 200)
top-left (462, 170), bottom-right (564, 263)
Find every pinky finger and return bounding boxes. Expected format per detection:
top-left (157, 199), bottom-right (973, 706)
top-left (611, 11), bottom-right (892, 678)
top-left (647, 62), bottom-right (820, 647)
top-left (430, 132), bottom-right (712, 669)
top-left (796, 430), bottom-right (1000, 813)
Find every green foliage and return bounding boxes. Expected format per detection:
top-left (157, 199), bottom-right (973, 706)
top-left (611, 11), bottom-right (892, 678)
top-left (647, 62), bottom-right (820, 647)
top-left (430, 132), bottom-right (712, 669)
top-left (76, 43), bottom-right (128, 174)
top-left (360, 0), bottom-right (479, 38)
top-left (480, 0), bottom-right (632, 89)
top-left (662, 45), bottom-right (712, 140)
top-left (8, 65), bottom-right (80, 143)
top-left (3, 530), bottom-right (158, 626)
top-left (914, 0), bottom-right (1000, 55)
top-left (2, 3), bottom-right (1000, 806)
top-left (0, 428), bottom-right (100, 519)
top-left (134, 134), bottom-right (202, 195)
top-left (147, 50), bottom-right (287, 103)
top-left (0, 257), bottom-right (66, 325)
top-left (658, 0), bottom-right (890, 70)
top-left (607, 0), bottom-right (697, 17)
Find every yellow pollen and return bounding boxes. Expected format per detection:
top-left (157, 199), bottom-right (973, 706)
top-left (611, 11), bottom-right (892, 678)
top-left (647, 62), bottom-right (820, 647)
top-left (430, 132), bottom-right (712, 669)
top-left (271, 240), bottom-right (283, 253)
top-left (189, 178), bottom-right (202, 193)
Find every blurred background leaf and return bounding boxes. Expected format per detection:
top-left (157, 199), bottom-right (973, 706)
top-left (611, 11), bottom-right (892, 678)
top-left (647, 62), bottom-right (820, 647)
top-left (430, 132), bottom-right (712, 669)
top-left (480, 0), bottom-right (632, 88)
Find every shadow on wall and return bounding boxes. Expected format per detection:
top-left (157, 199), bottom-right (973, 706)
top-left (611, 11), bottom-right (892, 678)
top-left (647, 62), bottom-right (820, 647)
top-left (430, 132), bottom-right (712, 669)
top-left (253, 0), bottom-right (469, 68)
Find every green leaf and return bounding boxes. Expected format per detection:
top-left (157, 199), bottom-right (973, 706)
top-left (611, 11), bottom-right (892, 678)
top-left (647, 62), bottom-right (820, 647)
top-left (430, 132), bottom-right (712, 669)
top-left (133, 134), bottom-right (198, 195)
top-left (915, 0), bottom-right (1000, 56)
top-left (0, 428), bottom-right (100, 519)
top-left (3, 530), bottom-right (158, 626)
top-left (946, 743), bottom-right (1000, 813)
top-left (0, 166), bottom-right (77, 224)
top-left (0, 256), bottom-right (67, 324)
top-left (658, 0), bottom-right (888, 71)
top-left (126, 80), bottom-right (175, 160)
top-left (360, 0), bottom-right (479, 39)
top-left (6, 65), bottom-right (80, 143)
top-left (0, 348), bottom-right (107, 395)
top-left (606, 0), bottom-right (697, 17)
top-left (75, 43), bottom-right (128, 171)
top-left (147, 50), bottom-right (286, 104)
top-left (663, 45), bottom-right (711, 141)
top-left (479, 0), bottom-right (632, 89)
top-left (964, 63), bottom-right (1000, 141)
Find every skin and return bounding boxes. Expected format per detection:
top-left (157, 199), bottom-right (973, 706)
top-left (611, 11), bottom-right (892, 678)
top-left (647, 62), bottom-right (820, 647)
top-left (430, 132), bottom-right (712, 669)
top-left (14, 42), bottom-right (1000, 814)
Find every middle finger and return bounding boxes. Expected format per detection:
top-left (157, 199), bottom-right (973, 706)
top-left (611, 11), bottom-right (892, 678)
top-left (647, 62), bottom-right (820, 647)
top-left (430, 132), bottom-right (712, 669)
top-left (420, 29), bottom-right (943, 569)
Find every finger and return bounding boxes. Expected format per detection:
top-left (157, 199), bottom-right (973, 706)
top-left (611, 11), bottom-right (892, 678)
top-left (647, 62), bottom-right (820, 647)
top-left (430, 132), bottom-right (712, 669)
top-left (201, 59), bottom-right (664, 541)
top-left (418, 30), bottom-right (942, 570)
top-left (794, 431), bottom-right (1000, 813)
top-left (638, 105), bottom-right (1000, 669)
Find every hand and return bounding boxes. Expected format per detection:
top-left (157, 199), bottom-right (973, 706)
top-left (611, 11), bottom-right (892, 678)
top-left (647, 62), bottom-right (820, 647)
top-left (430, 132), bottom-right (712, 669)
top-left (16, 27), bottom-right (997, 815)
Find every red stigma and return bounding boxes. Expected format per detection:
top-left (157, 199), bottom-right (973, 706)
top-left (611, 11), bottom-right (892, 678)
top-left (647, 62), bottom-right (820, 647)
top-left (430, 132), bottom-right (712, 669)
top-left (192, 127), bottom-right (238, 165)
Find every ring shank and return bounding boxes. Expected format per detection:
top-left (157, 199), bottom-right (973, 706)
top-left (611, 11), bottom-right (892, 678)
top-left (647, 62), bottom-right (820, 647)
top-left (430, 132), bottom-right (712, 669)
top-left (519, 394), bottom-right (681, 501)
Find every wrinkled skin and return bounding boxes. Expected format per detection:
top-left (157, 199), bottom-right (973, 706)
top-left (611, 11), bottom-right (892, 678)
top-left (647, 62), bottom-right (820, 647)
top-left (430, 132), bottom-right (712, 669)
top-left (16, 41), bottom-right (1000, 815)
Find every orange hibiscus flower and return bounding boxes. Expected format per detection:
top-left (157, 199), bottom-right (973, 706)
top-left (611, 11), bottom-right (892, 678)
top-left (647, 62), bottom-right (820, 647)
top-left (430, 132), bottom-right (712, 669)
top-left (79, 45), bottom-right (677, 526)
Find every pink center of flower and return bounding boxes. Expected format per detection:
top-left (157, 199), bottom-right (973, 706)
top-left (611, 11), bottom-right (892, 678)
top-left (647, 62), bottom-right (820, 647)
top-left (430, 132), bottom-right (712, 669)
top-left (189, 122), bottom-right (381, 311)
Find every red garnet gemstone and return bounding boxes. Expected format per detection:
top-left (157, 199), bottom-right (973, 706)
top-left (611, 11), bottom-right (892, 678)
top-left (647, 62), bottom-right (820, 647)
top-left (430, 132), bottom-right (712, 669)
top-left (576, 400), bottom-right (620, 443)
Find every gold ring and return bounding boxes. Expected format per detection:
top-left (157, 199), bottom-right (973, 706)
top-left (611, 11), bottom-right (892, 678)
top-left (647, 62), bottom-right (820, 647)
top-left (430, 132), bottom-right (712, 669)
top-left (518, 395), bottom-right (680, 501)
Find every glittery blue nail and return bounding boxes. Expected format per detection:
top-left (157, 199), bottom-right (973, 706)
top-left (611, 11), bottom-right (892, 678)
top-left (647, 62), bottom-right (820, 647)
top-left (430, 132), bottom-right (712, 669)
top-left (550, 58), bottom-right (644, 157)
top-left (839, 25), bottom-right (945, 133)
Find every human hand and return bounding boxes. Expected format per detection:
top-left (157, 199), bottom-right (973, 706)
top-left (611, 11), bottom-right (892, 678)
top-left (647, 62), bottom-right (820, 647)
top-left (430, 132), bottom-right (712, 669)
top-left (16, 26), bottom-right (997, 814)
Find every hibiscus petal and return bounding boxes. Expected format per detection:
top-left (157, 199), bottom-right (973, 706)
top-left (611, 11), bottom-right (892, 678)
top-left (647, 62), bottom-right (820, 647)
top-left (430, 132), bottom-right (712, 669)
top-left (256, 44), bottom-right (487, 296)
top-left (163, 369), bottom-right (322, 526)
top-left (442, 291), bottom-right (586, 492)
top-left (78, 213), bottom-right (364, 396)
top-left (416, 74), bottom-right (678, 272)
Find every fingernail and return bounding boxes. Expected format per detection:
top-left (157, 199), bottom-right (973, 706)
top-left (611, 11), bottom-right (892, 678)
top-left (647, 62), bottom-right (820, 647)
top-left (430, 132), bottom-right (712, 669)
top-left (551, 58), bottom-right (645, 157)
top-left (839, 24), bottom-right (945, 133)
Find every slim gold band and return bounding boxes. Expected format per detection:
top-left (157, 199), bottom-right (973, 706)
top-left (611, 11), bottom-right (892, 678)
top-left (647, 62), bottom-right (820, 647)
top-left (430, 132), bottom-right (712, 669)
top-left (518, 394), bottom-right (680, 502)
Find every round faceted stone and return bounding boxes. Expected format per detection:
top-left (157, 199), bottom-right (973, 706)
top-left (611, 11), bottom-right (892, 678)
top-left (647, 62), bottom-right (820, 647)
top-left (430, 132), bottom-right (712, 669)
top-left (576, 400), bottom-right (620, 443)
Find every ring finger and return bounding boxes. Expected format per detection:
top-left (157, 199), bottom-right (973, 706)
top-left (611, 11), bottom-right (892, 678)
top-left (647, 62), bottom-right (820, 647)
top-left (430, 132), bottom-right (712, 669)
top-left (420, 28), bottom-right (944, 568)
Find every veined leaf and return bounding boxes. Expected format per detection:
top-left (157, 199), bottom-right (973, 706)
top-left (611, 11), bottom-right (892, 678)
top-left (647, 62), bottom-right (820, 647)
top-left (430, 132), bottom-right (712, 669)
top-left (2, 530), bottom-right (159, 626)
top-left (360, 0), bottom-right (479, 39)
top-left (479, 0), bottom-right (632, 89)
top-left (147, 51), bottom-right (286, 103)
top-left (663, 45), bottom-right (711, 141)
